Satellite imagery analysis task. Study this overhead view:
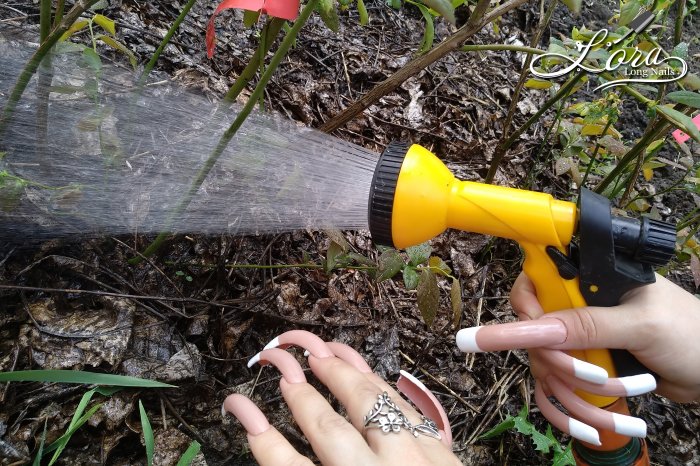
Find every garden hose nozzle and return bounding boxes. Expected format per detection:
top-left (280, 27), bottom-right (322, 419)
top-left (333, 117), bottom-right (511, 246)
top-left (368, 141), bottom-right (676, 465)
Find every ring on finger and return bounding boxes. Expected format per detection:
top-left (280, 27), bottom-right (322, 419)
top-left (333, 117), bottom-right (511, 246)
top-left (363, 392), bottom-right (441, 440)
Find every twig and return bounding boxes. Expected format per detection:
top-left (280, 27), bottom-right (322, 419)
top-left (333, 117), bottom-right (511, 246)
top-left (399, 350), bottom-right (480, 414)
top-left (318, 0), bottom-right (530, 133)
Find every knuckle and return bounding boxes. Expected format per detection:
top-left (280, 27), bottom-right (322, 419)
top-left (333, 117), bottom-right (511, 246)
top-left (570, 308), bottom-right (599, 346)
top-left (314, 412), bottom-right (353, 436)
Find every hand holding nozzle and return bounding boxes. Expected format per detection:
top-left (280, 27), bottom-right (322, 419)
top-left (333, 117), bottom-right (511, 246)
top-left (456, 272), bottom-right (700, 444)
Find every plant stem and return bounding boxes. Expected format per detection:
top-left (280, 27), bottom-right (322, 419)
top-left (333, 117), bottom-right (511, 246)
top-left (318, 0), bottom-right (529, 133)
top-left (40, 0), bottom-right (52, 42)
top-left (135, 1), bottom-right (318, 261)
top-left (459, 44), bottom-right (544, 55)
top-left (54, 0), bottom-right (66, 26)
top-left (0, 0), bottom-right (102, 142)
top-left (138, 0), bottom-right (198, 85)
top-left (485, 69), bottom-right (586, 182)
top-left (674, 0), bottom-right (687, 46)
top-left (579, 119), bottom-right (614, 191)
top-left (223, 18), bottom-right (286, 104)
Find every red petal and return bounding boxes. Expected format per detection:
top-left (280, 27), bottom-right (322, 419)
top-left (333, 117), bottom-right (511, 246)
top-left (261, 0), bottom-right (300, 20)
top-left (206, 0), bottom-right (266, 58)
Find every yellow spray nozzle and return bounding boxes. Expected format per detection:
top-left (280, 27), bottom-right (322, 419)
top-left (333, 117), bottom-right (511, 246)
top-left (368, 142), bottom-right (578, 250)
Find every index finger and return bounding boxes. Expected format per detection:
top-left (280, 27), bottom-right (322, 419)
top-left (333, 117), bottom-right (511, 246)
top-left (511, 272), bottom-right (545, 320)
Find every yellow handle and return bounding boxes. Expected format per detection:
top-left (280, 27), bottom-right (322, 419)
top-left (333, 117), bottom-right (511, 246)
top-left (390, 144), bottom-right (617, 407)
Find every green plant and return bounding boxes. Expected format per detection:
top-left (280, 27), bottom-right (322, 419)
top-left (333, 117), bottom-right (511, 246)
top-left (139, 400), bottom-right (155, 466)
top-left (480, 405), bottom-right (575, 466)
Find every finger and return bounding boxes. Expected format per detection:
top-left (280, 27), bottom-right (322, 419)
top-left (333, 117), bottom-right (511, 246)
top-left (279, 379), bottom-right (375, 465)
top-left (306, 355), bottom-right (423, 456)
top-left (534, 380), bottom-right (601, 446)
top-left (510, 272), bottom-right (544, 320)
top-left (247, 348), bottom-right (307, 384)
top-left (456, 319), bottom-right (566, 352)
top-left (539, 349), bottom-right (609, 384)
top-left (547, 376), bottom-right (647, 437)
top-left (222, 394), bottom-right (314, 466)
top-left (557, 372), bottom-right (656, 397)
top-left (323, 342), bottom-right (450, 445)
top-left (263, 330), bottom-right (335, 358)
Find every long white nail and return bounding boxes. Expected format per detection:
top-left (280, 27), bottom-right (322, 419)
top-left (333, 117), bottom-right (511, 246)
top-left (263, 336), bottom-right (281, 350)
top-left (572, 359), bottom-right (608, 384)
top-left (456, 327), bottom-right (483, 352)
top-left (247, 352), bottom-right (261, 368)
top-left (620, 374), bottom-right (657, 396)
top-left (612, 413), bottom-right (647, 437)
top-left (569, 418), bottom-right (601, 446)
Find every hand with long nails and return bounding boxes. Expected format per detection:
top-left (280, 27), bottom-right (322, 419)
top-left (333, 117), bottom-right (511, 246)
top-left (456, 272), bottom-right (700, 444)
top-left (223, 330), bottom-right (460, 465)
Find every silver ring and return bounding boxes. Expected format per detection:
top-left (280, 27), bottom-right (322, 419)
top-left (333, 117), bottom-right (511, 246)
top-left (363, 392), bottom-right (411, 434)
top-left (363, 393), bottom-right (441, 441)
top-left (411, 416), bottom-right (442, 440)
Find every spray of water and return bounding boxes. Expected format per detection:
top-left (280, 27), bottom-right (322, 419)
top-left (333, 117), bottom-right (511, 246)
top-left (0, 31), bottom-right (379, 241)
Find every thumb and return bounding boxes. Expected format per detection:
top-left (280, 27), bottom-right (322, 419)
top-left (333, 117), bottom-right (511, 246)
top-left (544, 304), bottom-right (646, 351)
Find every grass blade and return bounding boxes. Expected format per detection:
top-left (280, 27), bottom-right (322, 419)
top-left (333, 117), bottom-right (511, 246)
top-left (45, 403), bottom-right (103, 462)
top-left (0, 370), bottom-right (175, 388)
top-left (32, 419), bottom-right (48, 466)
top-left (139, 400), bottom-right (155, 466)
top-left (176, 440), bottom-right (202, 466)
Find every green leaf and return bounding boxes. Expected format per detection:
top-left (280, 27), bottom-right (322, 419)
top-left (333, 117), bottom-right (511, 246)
top-left (415, 3), bottom-right (435, 54)
top-left (681, 73), bottom-right (700, 91)
top-left (81, 47), bottom-right (102, 72)
top-left (357, 0), bottom-right (369, 25)
top-left (90, 0), bottom-right (109, 10)
top-left (428, 256), bottom-right (451, 275)
top-left (59, 19), bottom-right (89, 41)
top-left (479, 415), bottom-right (516, 439)
top-left (97, 35), bottom-right (137, 70)
top-left (531, 426), bottom-right (554, 453)
top-left (619, 0), bottom-right (641, 27)
top-left (0, 172), bottom-right (26, 212)
top-left (325, 229), bottom-right (350, 251)
top-left (0, 370), bottom-right (175, 387)
top-left (671, 42), bottom-right (688, 60)
top-left (667, 91), bottom-right (700, 109)
top-left (376, 249), bottom-right (405, 281)
top-left (389, 0), bottom-right (402, 9)
top-left (176, 441), bottom-right (202, 466)
top-left (32, 420), bottom-right (48, 466)
top-left (93, 14), bottom-right (116, 35)
top-left (644, 138), bottom-right (665, 156)
top-left (655, 105), bottom-right (700, 142)
top-left (417, 269), bottom-right (439, 327)
top-left (318, 0), bottom-right (340, 32)
top-left (139, 401), bottom-right (155, 466)
top-left (419, 0), bottom-right (455, 24)
top-left (46, 389), bottom-right (101, 464)
top-left (560, 0), bottom-right (581, 13)
top-left (450, 278), bottom-right (462, 328)
top-left (403, 266), bottom-right (420, 290)
top-left (406, 243), bottom-right (432, 266)
top-left (325, 241), bottom-right (346, 272)
top-left (243, 10), bottom-right (260, 27)
top-left (524, 78), bottom-right (553, 89)
top-left (553, 440), bottom-right (576, 466)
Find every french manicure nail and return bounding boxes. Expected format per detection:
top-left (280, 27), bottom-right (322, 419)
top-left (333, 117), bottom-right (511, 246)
top-left (262, 330), bottom-right (334, 358)
top-left (246, 348), bottom-right (307, 384)
top-left (397, 370), bottom-right (452, 446)
top-left (456, 319), bottom-right (567, 353)
top-left (569, 418), bottom-right (602, 446)
top-left (540, 349), bottom-right (608, 385)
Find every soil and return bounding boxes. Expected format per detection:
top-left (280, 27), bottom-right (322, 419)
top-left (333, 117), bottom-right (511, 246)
top-left (1, 1), bottom-right (699, 465)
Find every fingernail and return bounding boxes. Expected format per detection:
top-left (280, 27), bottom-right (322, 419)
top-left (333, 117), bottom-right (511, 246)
top-left (222, 394), bottom-right (271, 436)
top-left (569, 418), bottom-right (601, 446)
top-left (326, 342), bottom-right (372, 373)
top-left (397, 370), bottom-right (452, 446)
top-left (572, 358), bottom-right (609, 385)
top-left (612, 413), bottom-right (647, 437)
top-left (262, 330), bottom-right (334, 358)
top-left (247, 348), bottom-right (307, 384)
top-left (619, 373), bottom-right (657, 396)
top-left (456, 319), bottom-right (567, 353)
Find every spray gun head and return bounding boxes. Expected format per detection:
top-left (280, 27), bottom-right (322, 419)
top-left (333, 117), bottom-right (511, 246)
top-left (368, 142), bottom-right (455, 249)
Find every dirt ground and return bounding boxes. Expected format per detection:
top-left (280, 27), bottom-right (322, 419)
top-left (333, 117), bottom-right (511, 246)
top-left (1, 0), bottom-right (699, 465)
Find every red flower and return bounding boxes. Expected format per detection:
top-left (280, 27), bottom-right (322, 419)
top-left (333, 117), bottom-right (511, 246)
top-left (206, 0), bottom-right (300, 58)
